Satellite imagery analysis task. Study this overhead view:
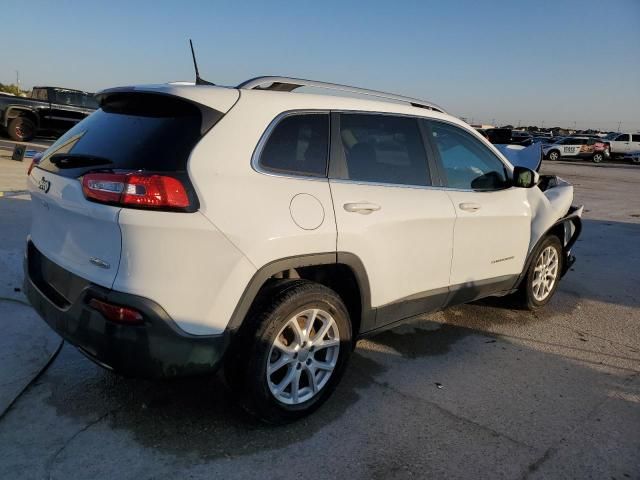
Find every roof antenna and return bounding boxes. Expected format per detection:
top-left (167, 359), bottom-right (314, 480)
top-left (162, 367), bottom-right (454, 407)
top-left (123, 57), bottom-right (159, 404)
top-left (189, 39), bottom-right (215, 86)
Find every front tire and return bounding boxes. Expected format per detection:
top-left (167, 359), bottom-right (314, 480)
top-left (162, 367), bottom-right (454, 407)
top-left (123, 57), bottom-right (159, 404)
top-left (592, 152), bottom-right (604, 163)
top-left (516, 236), bottom-right (563, 310)
top-left (547, 150), bottom-right (560, 161)
top-left (7, 116), bottom-right (36, 142)
top-left (225, 280), bottom-right (352, 424)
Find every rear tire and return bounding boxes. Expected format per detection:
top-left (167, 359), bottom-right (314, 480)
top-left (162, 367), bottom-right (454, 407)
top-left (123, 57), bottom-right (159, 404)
top-left (547, 150), bottom-right (560, 161)
top-left (7, 116), bottom-right (36, 142)
top-left (592, 152), bottom-right (604, 163)
top-left (225, 279), bottom-right (352, 424)
top-left (515, 236), bottom-right (563, 311)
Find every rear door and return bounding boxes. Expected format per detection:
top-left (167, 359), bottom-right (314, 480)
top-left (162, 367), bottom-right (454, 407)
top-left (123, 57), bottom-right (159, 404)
top-left (29, 91), bottom-right (228, 288)
top-left (425, 120), bottom-right (530, 295)
top-left (329, 113), bottom-right (455, 326)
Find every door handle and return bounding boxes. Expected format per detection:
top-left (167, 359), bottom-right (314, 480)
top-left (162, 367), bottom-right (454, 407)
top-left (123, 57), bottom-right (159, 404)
top-left (343, 202), bottom-right (381, 214)
top-left (459, 202), bottom-right (481, 212)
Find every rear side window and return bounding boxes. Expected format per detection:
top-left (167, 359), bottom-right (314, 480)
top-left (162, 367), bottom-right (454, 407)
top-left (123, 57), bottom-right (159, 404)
top-left (38, 93), bottom-right (217, 178)
top-left (429, 121), bottom-right (508, 191)
top-left (632, 135), bottom-right (640, 142)
top-left (337, 114), bottom-right (430, 186)
top-left (258, 114), bottom-right (329, 177)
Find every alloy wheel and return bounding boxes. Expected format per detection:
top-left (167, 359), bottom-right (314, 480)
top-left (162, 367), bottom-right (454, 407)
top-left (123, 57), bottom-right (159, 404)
top-left (532, 246), bottom-right (559, 301)
top-left (267, 308), bottom-right (340, 405)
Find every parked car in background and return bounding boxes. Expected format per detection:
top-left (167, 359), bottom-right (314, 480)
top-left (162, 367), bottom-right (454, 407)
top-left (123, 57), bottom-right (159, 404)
top-left (532, 135), bottom-right (555, 144)
top-left (512, 130), bottom-right (533, 143)
top-left (485, 128), bottom-right (533, 146)
top-left (622, 150), bottom-right (640, 164)
top-left (606, 133), bottom-right (640, 158)
top-left (0, 86), bottom-right (98, 141)
top-left (24, 76), bottom-right (582, 423)
top-left (543, 136), bottom-right (610, 163)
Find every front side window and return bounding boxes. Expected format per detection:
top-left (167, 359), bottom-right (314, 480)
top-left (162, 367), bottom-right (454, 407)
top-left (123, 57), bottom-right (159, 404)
top-left (617, 134), bottom-right (630, 141)
top-left (259, 113), bottom-right (329, 177)
top-left (337, 114), bottom-right (430, 186)
top-left (429, 121), bottom-right (509, 191)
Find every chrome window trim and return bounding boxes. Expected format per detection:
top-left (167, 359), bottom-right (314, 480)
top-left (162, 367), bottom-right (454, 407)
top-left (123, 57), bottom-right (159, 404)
top-left (329, 177), bottom-right (520, 194)
top-left (250, 109), bottom-right (513, 193)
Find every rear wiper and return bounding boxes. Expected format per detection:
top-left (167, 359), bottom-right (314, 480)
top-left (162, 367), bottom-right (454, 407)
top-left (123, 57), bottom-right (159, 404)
top-left (49, 153), bottom-right (113, 169)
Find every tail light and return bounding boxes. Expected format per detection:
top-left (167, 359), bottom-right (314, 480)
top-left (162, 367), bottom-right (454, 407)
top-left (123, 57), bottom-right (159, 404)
top-left (82, 172), bottom-right (190, 210)
top-left (89, 298), bottom-right (144, 325)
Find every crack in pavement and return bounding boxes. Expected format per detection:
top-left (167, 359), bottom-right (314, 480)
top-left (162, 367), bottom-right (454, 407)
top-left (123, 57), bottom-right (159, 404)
top-left (520, 371), bottom-right (640, 479)
top-left (489, 333), bottom-right (640, 371)
top-left (46, 407), bottom-right (120, 480)
top-left (351, 361), bottom-right (536, 451)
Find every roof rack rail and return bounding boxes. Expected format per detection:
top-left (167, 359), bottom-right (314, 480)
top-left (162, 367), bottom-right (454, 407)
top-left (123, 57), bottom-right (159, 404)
top-left (236, 76), bottom-right (446, 113)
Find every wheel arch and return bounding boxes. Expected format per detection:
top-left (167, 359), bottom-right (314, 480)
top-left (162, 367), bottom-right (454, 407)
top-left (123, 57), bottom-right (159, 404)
top-left (226, 252), bottom-right (373, 338)
top-left (515, 206), bottom-right (583, 289)
top-left (547, 149), bottom-right (560, 159)
top-left (5, 106), bottom-right (40, 127)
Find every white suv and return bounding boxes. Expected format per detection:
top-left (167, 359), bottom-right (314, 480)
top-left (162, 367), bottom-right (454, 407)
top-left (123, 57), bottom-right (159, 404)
top-left (24, 77), bottom-right (583, 423)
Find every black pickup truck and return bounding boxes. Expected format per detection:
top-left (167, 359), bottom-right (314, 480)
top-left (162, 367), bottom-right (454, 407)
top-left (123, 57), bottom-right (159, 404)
top-left (0, 86), bottom-right (98, 142)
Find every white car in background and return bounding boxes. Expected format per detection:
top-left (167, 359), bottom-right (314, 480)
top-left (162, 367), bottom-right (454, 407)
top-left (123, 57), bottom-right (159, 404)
top-left (543, 136), bottom-right (610, 163)
top-left (24, 76), bottom-right (583, 423)
top-left (606, 133), bottom-right (640, 158)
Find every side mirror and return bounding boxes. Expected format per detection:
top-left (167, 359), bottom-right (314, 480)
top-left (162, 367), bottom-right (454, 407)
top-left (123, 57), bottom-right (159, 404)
top-left (512, 166), bottom-right (539, 188)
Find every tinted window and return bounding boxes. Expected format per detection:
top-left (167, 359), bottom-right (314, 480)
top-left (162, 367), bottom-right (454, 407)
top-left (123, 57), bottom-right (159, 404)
top-left (429, 121), bottom-right (508, 191)
top-left (338, 114), bottom-right (430, 186)
top-left (51, 89), bottom-right (98, 109)
top-left (632, 135), bottom-right (640, 142)
top-left (32, 89), bottom-right (46, 101)
top-left (259, 114), bottom-right (329, 177)
top-left (617, 134), bottom-right (630, 141)
top-left (38, 93), bottom-right (209, 178)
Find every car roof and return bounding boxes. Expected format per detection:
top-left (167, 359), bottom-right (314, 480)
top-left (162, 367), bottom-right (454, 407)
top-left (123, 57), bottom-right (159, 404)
top-left (99, 79), bottom-right (463, 127)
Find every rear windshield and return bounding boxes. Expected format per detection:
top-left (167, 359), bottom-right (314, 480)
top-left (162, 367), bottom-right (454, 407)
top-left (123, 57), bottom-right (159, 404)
top-left (37, 93), bottom-right (219, 178)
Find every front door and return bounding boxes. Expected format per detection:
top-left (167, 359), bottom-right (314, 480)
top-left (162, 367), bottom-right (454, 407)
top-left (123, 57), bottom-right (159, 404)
top-left (425, 120), bottom-right (530, 297)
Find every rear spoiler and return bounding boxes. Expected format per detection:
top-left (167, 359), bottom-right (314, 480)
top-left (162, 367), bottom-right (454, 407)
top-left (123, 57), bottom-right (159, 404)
top-left (494, 143), bottom-right (543, 172)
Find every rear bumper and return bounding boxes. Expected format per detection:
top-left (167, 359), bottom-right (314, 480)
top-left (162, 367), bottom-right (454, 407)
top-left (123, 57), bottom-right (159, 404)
top-left (24, 240), bottom-right (229, 378)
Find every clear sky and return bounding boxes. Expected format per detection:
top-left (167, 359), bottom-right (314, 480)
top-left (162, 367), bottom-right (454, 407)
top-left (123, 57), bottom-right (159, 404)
top-left (1, 0), bottom-right (639, 131)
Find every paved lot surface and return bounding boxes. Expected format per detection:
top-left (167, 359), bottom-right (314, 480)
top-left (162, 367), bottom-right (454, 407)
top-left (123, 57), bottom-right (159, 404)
top-left (0, 150), bottom-right (638, 479)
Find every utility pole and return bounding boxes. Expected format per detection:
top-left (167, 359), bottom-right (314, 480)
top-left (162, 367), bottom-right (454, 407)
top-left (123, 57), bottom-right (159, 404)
top-left (617, 121), bottom-right (622, 132)
top-left (16, 70), bottom-right (20, 89)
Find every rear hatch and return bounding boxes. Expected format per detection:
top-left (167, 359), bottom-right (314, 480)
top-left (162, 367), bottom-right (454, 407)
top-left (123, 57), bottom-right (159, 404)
top-left (28, 86), bottom-right (238, 292)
